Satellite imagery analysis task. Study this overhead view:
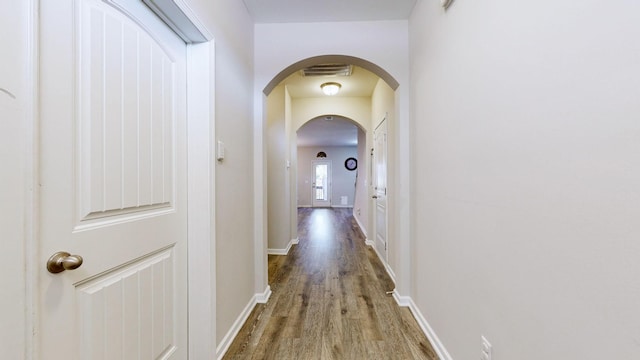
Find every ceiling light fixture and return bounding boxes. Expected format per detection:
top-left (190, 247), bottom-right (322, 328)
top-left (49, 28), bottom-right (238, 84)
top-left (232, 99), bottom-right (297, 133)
top-left (320, 82), bottom-right (341, 96)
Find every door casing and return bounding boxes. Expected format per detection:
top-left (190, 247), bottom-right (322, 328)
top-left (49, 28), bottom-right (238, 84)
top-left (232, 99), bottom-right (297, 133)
top-left (373, 118), bottom-right (389, 263)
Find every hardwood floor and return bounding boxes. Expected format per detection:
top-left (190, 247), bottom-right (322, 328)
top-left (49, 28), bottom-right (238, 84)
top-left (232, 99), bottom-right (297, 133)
top-left (223, 208), bottom-right (438, 360)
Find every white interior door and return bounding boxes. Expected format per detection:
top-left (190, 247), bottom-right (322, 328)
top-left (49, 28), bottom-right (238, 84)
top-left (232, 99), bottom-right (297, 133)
top-left (373, 119), bottom-right (388, 262)
top-left (312, 160), bottom-right (332, 207)
top-left (39, 0), bottom-right (188, 358)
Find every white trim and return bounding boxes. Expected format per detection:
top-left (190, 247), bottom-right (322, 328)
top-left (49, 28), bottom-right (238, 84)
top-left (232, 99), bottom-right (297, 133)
top-left (390, 291), bottom-right (453, 360)
top-left (142, 0), bottom-right (210, 43)
top-left (361, 187), bottom-right (395, 283)
top-left (331, 205), bottom-right (353, 209)
top-left (393, 86), bottom-right (413, 304)
top-left (255, 285), bottom-right (272, 304)
top-left (384, 261), bottom-right (396, 283)
top-left (216, 286), bottom-right (272, 360)
top-left (268, 238), bottom-right (299, 255)
top-left (404, 297), bottom-right (453, 360)
top-left (391, 290), bottom-right (411, 307)
top-left (368, 240), bottom-right (396, 284)
top-left (298, 205), bottom-right (312, 208)
top-left (253, 92), bottom-right (269, 302)
top-left (144, 2), bottom-right (216, 358)
top-left (353, 212), bottom-right (368, 238)
top-left (215, 296), bottom-right (257, 360)
top-left (26, 1), bottom-right (39, 358)
top-left (186, 40), bottom-right (216, 360)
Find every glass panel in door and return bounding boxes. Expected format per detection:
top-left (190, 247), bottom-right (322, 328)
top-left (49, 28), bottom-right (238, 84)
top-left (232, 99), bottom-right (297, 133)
top-left (312, 161), bottom-right (331, 207)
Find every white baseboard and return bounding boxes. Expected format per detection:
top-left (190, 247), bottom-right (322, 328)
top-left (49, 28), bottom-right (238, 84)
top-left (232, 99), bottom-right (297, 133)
top-left (216, 286), bottom-right (272, 360)
top-left (255, 285), bottom-right (272, 304)
top-left (384, 262), bottom-right (396, 283)
top-left (267, 238), bottom-right (299, 255)
top-left (298, 205), bottom-right (312, 208)
top-left (391, 291), bottom-right (452, 360)
top-left (331, 205), bottom-right (353, 208)
top-left (392, 290), bottom-right (412, 307)
top-left (353, 213), bottom-right (368, 238)
top-left (365, 239), bottom-right (375, 246)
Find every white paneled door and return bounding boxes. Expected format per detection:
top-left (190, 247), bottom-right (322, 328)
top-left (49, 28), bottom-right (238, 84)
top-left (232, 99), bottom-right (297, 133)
top-left (373, 119), bottom-right (388, 262)
top-left (39, 0), bottom-right (188, 359)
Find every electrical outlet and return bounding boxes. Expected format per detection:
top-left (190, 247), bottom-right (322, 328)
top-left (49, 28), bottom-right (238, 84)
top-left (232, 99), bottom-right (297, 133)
top-left (481, 336), bottom-right (492, 360)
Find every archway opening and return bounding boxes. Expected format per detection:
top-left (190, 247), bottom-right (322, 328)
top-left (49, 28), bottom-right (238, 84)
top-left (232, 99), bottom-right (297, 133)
top-left (296, 115), bottom-right (366, 211)
top-left (263, 55), bottom-right (399, 96)
top-left (263, 55), bottom-right (397, 288)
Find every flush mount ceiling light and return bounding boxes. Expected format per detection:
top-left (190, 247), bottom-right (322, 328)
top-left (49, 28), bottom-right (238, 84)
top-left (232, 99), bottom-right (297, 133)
top-left (321, 82), bottom-right (341, 96)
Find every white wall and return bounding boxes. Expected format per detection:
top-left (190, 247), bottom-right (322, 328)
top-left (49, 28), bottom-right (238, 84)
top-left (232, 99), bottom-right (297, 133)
top-left (292, 97), bottom-right (372, 134)
top-left (297, 146), bottom-right (358, 207)
top-left (0, 1), bottom-right (31, 358)
top-left (267, 86), bottom-right (292, 251)
top-left (182, 0), bottom-right (257, 347)
top-left (410, 1), bottom-right (640, 359)
top-left (353, 128), bottom-right (369, 236)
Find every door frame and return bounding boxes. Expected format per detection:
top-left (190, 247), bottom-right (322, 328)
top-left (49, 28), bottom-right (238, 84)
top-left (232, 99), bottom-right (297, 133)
top-left (372, 118), bottom-right (389, 264)
top-left (23, 0), bottom-right (217, 358)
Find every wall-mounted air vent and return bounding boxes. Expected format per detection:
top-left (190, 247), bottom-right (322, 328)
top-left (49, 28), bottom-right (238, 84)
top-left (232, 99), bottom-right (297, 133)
top-left (301, 64), bottom-right (353, 77)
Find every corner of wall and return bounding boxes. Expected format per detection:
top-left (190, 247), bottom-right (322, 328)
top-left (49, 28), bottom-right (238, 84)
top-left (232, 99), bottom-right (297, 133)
top-left (215, 285), bottom-right (272, 360)
top-left (267, 238), bottom-right (299, 255)
top-left (391, 291), bottom-right (453, 360)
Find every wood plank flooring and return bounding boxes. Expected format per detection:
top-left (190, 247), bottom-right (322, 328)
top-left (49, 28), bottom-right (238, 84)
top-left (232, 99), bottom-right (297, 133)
top-left (223, 208), bottom-right (438, 360)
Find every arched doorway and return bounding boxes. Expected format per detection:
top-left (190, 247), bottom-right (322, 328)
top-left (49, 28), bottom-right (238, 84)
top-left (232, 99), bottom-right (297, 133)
top-left (262, 56), bottom-right (399, 288)
top-left (296, 115), bottom-right (365, 211)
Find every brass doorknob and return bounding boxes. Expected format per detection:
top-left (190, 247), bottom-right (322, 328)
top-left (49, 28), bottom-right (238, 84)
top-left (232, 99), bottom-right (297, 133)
top-left (47, 252), bottom-right (83, 274)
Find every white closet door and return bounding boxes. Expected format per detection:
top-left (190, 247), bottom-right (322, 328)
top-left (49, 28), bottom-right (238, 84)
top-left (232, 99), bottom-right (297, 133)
top-left (39, 0), bottom-right (188, 358)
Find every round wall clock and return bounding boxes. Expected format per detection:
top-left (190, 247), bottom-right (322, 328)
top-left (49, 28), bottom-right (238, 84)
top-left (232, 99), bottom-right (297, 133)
top-left (344, 157), bottom-right (357, 171)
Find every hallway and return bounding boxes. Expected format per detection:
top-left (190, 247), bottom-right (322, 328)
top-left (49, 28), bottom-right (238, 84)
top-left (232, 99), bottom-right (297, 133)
top-left (223, 208), bottom-right (437, 359)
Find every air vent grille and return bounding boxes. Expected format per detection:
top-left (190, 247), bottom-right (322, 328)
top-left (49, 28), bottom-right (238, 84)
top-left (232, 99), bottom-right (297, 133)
top-left (301, 64), bottom-right (353, 77)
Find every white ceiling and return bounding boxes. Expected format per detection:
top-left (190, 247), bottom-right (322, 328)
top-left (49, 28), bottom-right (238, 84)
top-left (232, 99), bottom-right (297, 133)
top-left (243, 0), bottom-right (417, 23)
top-left (297, 116), bottom-right (359, 147)
top-left (285, 65), bottom-right (375, 147)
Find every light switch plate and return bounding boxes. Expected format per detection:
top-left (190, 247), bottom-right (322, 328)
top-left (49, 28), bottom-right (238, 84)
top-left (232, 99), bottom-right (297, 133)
top-left (217, 140), bottom-right (225, 161)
